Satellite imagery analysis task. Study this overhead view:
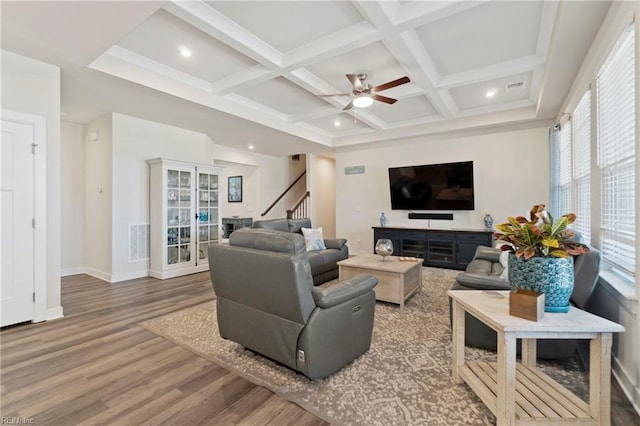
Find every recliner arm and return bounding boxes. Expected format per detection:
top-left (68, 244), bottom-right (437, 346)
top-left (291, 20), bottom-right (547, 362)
top-left (474, 246), bottom-right (503, 263)
top-left (455, 272), bottom-right (510, 290)
top-left (312, 275), bottom-right (377, 308)
top-left (324, 238), bottom-right (347, 250)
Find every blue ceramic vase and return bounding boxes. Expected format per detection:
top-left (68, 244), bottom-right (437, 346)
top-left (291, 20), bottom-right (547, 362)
top-left (508, 254), bottom-right (575, 313)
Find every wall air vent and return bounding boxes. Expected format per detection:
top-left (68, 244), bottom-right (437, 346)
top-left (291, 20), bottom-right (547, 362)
top-left (506, 81), bottom-right (524, 91)
top-left (130, 223), bottom-right (150, 262)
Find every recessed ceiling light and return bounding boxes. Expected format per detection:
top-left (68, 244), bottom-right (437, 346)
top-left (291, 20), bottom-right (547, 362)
top-left (179, 47), bottom-right (192, 57)
top-left (334, 121), bottom-right (341, 127)
top-left (485, 90), bottom-right (496, 98)
top-left (248, 145), bottom-right (255, 150)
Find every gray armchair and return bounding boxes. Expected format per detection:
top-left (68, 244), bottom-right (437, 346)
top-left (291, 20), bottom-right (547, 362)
top-left (450, 245), bottom-right (602, 359)
top-left (208, 227), bottom-right (378, 379)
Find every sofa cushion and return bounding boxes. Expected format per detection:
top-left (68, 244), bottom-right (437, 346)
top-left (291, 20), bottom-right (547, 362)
top-left (301, 227), bottom-right (327, 251)
top-left (230, 228), bottom-right (306, 255)
top-left (288, 218), bottom-right (312, 233)
top-left (252, 218), bottom-right (289, 232)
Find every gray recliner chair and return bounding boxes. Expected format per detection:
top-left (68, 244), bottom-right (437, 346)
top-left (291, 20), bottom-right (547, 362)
top-left (449, 245), bottom-right (602, 359)
top-left (208, 227), bottom-right (378, 380)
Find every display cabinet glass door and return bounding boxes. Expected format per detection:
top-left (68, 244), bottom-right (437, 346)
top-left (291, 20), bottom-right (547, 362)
top-left (197, 172), bottom-right (219, 261)
top-left (166, 169), bottom-right (192, 265)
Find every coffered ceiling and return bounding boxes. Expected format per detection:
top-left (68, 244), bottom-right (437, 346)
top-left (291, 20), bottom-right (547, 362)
top-left (1, 1), bottom-right (611, 156)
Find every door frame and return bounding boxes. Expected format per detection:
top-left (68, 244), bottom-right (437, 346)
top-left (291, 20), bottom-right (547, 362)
top-left (2, 109), bottom-right (47, 323)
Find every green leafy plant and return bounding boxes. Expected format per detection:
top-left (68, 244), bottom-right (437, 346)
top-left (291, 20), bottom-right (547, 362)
top-left (494, 204), bottom-right (590, 260)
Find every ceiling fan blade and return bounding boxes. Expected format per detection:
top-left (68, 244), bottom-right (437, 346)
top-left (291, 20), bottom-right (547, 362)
top-left (342, 100), bottom-right (354, 111)
top-left (346, 74), bottom-right (364, 91)
top-left (372, 94), bottom-right (397, 105)
top-left (373, 76), bottom-right (410, 92)
top-left (317, 93), bottom-right (351, 97)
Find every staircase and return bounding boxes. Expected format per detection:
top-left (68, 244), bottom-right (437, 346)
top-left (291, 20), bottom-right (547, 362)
top-left (261, 171), bottom-right (309, 219)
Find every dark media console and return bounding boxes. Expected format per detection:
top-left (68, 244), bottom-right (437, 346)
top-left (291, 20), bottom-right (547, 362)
top-left (372, 226), bottom-right (492, 270)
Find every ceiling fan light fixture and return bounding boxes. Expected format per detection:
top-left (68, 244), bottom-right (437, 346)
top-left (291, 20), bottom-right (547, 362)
top-left (353, 95), bottom-right (373, 108)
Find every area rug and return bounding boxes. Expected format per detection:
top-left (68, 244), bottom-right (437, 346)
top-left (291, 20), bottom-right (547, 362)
top-left (140, 267), bottom-right (587, 425)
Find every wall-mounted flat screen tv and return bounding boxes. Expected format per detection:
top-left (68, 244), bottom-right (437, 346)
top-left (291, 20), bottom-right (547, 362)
top-left (388, 161), bottom-right (475, 211)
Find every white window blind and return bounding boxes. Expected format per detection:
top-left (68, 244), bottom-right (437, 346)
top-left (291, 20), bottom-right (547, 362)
top-left (573, 91), bottom-right (591, 245)
top-left (597, 24), bottom-right (635, 278)
top-left (557, 120), bottom-right (573, 217)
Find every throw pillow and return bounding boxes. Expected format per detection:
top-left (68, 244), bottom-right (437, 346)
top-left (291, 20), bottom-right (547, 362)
top-left (301, 227), bottom-right (327, 251)
top-left (499, 250), bottom-right (510, 281)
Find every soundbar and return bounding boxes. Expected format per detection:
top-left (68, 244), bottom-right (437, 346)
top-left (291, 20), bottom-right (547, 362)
top-left (408, 213), bottom-right (454, 220)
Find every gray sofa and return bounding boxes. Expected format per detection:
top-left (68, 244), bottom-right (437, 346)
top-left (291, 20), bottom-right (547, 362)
top-left (450, 245), bottom-right (602, 359)
top-left (208, 228), bottom-right (378, 379)
top-left (253, 218), bottom-right (348, 285)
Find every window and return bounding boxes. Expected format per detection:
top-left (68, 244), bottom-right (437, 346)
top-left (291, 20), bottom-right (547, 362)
top-left (573, 92), bottom-right (591, 246)
top-left (557, 122), bottom-right (573, 217)
top-left (597, 24), bottom-right (635, 279)
top-left (550, 120), bottom-right (572, 219)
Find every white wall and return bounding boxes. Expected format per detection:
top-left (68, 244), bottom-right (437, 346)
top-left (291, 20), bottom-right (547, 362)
top-left (213, 146), bottom-right (306, 221)
top-left (111, 113), bottom-right (215, 282)
top-left (60, 121), bottom-right (85, 275)
top-left (84, 114), bottom-right (113, 281)
top-left (336, 126), bottom-right (549, 254)
top-left (308, 155), bottom-right (336, 238)
top-left (1, 50), bottom-right (62, 318)
top-left (217, 162), bottom-right (259, 219)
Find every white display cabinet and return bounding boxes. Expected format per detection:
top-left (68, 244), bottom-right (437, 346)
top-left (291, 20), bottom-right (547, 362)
top-left (148, 158), bottom-right (223, 279)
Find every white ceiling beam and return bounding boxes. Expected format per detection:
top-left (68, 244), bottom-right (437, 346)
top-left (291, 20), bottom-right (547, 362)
top-left (165, 1), bottom-right (283, 68)
top-left (394, 30), bottom-right (459, 118)
top-left (393, 0), bottom-right (490, 32)
top-left (536, 1), bottom-right (560, 61)
top-left (288, 106), bottom-right (341, 124)
top-left (100, 46), bottom-right (213, 92)
top-left (211, 65), bottom-right (278, 95)
top-left (437, 55), bottom-right (545, 89)
top-left (352, 1), bottom-right (457, 119)
top-left (282, 21), bottom-right (382, 70)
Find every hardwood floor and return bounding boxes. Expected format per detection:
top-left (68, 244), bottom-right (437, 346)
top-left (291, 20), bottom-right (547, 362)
top-left (2, 272), bottom-right (638, 425)
top-left (1, 273), bottom-right (327, 425)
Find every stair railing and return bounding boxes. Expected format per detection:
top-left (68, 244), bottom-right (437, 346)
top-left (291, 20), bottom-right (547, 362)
top-left (287, 191), bottom-right (310, 219)
top-left (261, 171), bottom-right (306, 217)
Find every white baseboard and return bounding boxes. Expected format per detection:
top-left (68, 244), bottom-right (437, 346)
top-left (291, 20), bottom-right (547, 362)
top-left (63, 267), bottom-right (150, 284)
top-left (61, 267), bottom-right (86, 277)
top-left (84, 267), bottom-right (113, 283)
top-left (46, 306), bottom-right (64, 321)
top-left (111, 270), bottom-right (149, 283)
top-left (613, 355), bottom-right (640, 418)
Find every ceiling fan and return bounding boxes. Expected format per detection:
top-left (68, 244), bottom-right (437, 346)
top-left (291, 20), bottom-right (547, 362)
top-left (319, 73), bottom-right (410, 110)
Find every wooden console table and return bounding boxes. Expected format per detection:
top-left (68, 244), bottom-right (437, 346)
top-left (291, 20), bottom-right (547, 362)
top-left (448, 290), bottom-right (624, 425)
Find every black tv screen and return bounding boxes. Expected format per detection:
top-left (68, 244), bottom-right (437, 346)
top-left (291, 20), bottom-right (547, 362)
top-left (388, 161), bottom-right (475, 211)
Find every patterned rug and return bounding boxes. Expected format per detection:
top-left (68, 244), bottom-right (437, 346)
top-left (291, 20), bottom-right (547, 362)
top-left (140, 267), bottom-right (587, 425)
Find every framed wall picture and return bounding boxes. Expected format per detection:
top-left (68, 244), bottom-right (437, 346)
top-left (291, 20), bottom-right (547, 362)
top-left (228, 176), bottom-right (243, 202)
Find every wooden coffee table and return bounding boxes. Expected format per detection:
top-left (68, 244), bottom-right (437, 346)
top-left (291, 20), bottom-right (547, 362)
top-left (338, 254), bottom-right (422, 310)
top-left (448, 290), bottom-right (625, 426)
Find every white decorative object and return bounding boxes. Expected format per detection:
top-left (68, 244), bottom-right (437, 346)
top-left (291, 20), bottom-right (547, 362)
top-left (375, 238), bottom-right (394, 261)
top-left (380, 212), bottom-right (387, 227)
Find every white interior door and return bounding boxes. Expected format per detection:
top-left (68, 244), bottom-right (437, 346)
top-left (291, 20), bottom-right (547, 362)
top-left (1, 119), bottom-right (35, 326)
